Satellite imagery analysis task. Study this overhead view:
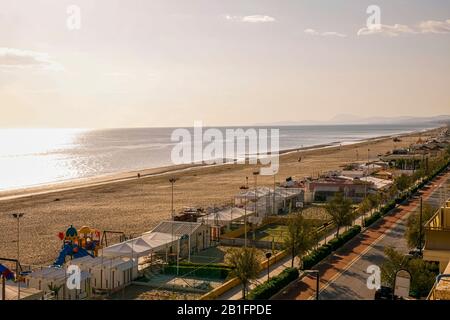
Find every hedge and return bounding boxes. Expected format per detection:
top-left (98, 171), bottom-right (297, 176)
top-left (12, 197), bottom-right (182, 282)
top-left (363, 211), bottom-right (382, 227)
top-left (248, 267), bottom-right (299, 300)
top-left (175, 261), bottom-right (233, 269)
top-left (302, 225), bottom-right (361, 270)
top-left (163, 265), bottom-right (231, 279)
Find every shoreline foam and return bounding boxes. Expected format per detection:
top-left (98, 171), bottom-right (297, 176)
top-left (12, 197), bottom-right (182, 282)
top-left (0, 126), bottom-right (441, 201)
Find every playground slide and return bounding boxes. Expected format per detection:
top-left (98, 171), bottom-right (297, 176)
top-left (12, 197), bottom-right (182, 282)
top-left (53, 244), bottom-right (93, 267)
top-left (0, 264), bottom-right (15, 280)
top-left (73, 247), bottom-right (92, 259)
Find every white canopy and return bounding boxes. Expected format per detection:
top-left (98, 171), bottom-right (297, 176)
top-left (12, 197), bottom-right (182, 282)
top-left (101, 231), bottom-right (179, 258)
top-left (200, 207), bottom-right (254, 226)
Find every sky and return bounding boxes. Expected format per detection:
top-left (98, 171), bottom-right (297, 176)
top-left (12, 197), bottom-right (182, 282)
top-left (0, 0), bottom-right (449, 128)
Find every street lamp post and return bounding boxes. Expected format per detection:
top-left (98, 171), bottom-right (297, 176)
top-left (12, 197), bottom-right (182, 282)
top-left (418, 196), bottom-right (423, 254)
top-left (265, 252), bottom-right (272, 282)
top-left (272, 174), bottom-right (276, 216)
top-left (12, 213), bottom-right (24, 300)
top-left (169, 177), bottom-right (178, 221)
top-left (253, 170), bottom-right (260, 241)
top-left (304, 270), bottom-right (320, 300)
top-left (169, 177), bottom-right (177, 265)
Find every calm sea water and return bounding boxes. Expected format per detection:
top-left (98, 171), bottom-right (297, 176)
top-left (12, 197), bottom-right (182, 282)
top-left (0, 124), bottom-right (438, 191)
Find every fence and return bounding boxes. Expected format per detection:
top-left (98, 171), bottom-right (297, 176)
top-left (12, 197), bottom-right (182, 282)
top-left (219, 237), bottom-right (283, 250)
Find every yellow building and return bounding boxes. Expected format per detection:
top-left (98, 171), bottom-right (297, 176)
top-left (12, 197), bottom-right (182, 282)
top-left (428, 260), bottom-right (450, 300)
top-left (423, 200), bottom-right (450, 272)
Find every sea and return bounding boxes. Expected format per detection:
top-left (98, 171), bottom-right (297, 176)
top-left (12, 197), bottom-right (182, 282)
top-left (0, 123), bottom-right (439, 191)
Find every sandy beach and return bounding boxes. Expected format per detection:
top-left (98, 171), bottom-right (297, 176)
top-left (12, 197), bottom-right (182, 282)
top-left (0, 127), bottom-right (442, 266)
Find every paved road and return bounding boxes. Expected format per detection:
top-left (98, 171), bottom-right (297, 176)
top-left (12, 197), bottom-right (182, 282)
top-left (275, 169), bottom-right (450, 300)
top-left (319, 175), bottom-right (450, 300)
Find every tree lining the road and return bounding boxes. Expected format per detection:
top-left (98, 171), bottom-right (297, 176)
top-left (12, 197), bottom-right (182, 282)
top-left (381, 247), bottom-right (439, 299)
top-left (283, 213), bottom-right (315, 268)
top-left (226, 247), bottom-right (261, 300)
top-left (405, 203), bottom-right (437, 249)
top-left (325, 192), bottom-right (355, 237)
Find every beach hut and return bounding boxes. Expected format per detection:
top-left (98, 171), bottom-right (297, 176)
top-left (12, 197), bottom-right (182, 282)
top-left (26, 266), bottom-right (91, 300)
top-left (148, 221), bottom-right (211, 256)
top-left (68, 256), bottom-right (138, 293)
top-left (0, 281), bottom-right (43, 300)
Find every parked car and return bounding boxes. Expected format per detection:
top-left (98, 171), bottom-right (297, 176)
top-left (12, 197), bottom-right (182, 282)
top-left (374, 286), bottom-right (396, 300)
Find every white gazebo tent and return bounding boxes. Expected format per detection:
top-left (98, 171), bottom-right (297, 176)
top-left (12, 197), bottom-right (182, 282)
top-left (235, 187), bottom-right (272, 217)
top-left (199, 207), bottom-right (255, 230)
top-left (101, 231), bottom-right (180, 259)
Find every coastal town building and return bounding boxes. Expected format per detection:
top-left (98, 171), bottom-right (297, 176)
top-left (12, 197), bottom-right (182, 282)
top-left (423, 199), bottom-right (450, 272)
top-left (428, 260), bottom-right (450, 300)
top-left (304, 177), bottom-right (372, 203)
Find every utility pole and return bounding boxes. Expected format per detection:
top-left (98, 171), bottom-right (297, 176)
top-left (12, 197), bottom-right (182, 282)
top-left (244, 194), bottom-right (248, 248)
top-left (253, 169), bottom-right (260, 241)
top-left (273, 173), bottom-right (276, 216)
top-left (418, 197), bottom-right (423, 254)
top-left (12, 213), bottom-right (24, 300)
top-left (169, 177), bottom-right (177, 264)
top-left (305, 270), bottom-right (320, 300)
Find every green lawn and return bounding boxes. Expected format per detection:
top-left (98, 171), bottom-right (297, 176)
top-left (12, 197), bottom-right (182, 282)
top-left (248, 224), bottom-right (289, 242)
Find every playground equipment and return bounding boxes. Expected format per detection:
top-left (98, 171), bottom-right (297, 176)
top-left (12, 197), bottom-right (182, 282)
top-left (100, 230), bottom-right (128, 247)
top-left (0, 264), bottom-right (15, 281)
top-left (53, 225), bottom-right (103, 267)
top-left (1, 263), bottom-right (15, 300)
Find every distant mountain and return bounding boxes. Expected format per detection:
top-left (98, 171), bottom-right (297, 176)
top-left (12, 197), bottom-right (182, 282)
top-left (328, 114), bottom-right (450, 125)
top-left (255, 114), bottom-right (450, 126)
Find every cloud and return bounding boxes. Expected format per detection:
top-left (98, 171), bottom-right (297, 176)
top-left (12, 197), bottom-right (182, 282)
top-left (0, 47), bottom-right (63, 71)
top-left (225, 15), bottom-right (275, 23)
top-left (357, 19), bottom-right (450, 37)
top-left (419, 19), bottom-right (450, 34)
top-left (304, 28), bottom-right (347, 38)
top-left (357, 24), bottom-right (417, 37)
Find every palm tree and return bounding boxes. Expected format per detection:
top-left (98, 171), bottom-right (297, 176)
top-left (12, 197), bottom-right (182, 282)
top-left (283, 214), bottom-right (314, 268)
top-left (325, 192), bottom-right (354, 237)
top-left (226, 247), bottom-right (260, 300)
top-left (47, 283), bottom-right (63, 300)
